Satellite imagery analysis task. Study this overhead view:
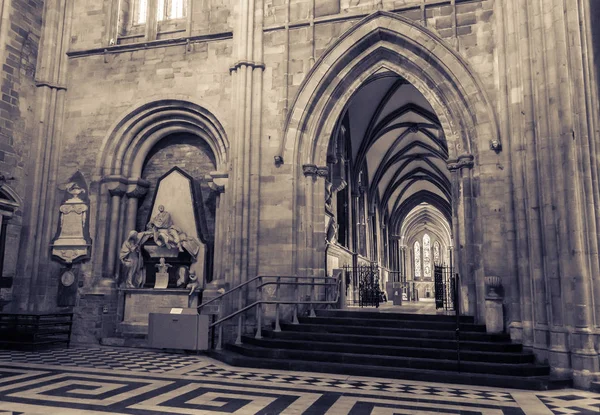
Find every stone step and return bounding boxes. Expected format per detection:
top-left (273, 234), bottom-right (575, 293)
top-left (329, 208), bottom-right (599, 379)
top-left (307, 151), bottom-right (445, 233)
top-left (226, 343), bottom-right (549, 377)
top-left (316, 309), bottom-right (474, 323)
top-left (298, 316), bottom-right (486, 332)
top-left (243, 336), bottom-right (535, 364)
top-left (262, 329), bottom-right (523, 352)
top-left (280, 322), bottom-right (510, 342)
top-left (210, 349), bottom-right (568, 391)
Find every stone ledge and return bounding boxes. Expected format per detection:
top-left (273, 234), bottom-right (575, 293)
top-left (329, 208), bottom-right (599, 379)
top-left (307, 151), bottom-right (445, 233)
top-left (120, 288), bottom-right (190, 295)
top-left (67, 31), bottom-right (233, 58)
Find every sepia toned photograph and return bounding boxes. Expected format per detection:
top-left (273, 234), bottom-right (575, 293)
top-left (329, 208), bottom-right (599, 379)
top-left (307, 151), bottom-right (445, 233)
top-left (0, 0), bottom-right (599, 413)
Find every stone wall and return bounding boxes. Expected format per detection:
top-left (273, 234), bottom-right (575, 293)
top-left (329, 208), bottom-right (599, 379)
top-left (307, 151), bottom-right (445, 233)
top-left (60, 38), bottom-right (233, 291)
top-left (0, 0), bottom-right (44, 303)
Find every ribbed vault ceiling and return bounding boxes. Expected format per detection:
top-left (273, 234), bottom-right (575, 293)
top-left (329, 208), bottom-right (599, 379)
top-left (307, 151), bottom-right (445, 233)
top-left (345, 71), bottom-right (451, 235)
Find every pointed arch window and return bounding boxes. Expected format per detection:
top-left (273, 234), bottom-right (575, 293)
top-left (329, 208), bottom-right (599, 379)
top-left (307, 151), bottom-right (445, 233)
top-left (414, 241), bottom-right (421, 278)
top-left (158, 0), bottom-right (187, 21)
top-left (116, 0), bottom-right (189, 44)
top-left (433, 240), bottom-right (440, 264)
top-left (134, 0), bottom-right (148, 25)
top-left (423, 233), bottom-right (431, 278)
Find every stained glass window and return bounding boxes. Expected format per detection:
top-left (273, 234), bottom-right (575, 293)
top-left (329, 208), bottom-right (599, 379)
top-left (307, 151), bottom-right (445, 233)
top-left (414, 241), bottom-right (421, 278)
top-left (135, 0), bottom-right (147, 24)
top-left (433, 241), bottom-right (440, 264)
top-left (158, 0), bottom-right (186, 21)
top-left (423, 234), bottom-right (431, 278)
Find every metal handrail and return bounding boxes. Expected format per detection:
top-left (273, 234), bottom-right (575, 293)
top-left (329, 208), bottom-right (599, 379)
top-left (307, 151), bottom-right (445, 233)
top-left (196, 275), bottom-right (263, 311)
top-left (198, 275), bottom-right (341, 350)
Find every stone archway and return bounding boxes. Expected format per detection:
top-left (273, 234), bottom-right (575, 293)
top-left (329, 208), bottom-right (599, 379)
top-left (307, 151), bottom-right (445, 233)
top-left (94, 99), bottom-right (230, 286)
top-left (278, 11), bottom-right (500, 321)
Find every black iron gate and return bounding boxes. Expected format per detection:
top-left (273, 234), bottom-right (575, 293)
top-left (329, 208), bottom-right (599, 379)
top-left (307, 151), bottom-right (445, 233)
top-left (434, 264), bottom-right (456, 311)
top-left (343, 263), bottom-right (381, 307)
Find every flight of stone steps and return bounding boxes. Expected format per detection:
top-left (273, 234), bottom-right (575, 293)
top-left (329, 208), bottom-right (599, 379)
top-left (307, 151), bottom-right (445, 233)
top-left (211, 309), bottom-right (571, 390)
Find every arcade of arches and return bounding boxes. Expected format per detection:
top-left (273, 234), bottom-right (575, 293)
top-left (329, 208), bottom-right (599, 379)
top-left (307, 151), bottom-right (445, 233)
top-left (2, 0), bottom-right (600, 389)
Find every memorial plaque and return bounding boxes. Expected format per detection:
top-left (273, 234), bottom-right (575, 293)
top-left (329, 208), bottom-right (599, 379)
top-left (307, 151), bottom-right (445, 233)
top-left (154, 272), bottom-right (169, 289)
top-left (51, 172), bottom-right (92, 264)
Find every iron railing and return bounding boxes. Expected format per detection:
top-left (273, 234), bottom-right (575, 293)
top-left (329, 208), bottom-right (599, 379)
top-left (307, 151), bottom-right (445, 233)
top-left (343, 263), bottom-right (381, 307)
top-left (197, 275), bottom-right (341, 350)
top-left (434, 264), bottom-right (456, 311)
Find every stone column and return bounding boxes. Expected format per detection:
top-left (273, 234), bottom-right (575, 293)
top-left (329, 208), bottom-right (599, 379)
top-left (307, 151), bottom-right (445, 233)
top-left (207, 171), bottom-right (228, 282)
top-left (105, 178), bottom-right (127, 280)
top-left (124, 179), bottom-right (150, 233)
top-left (448, 155), bottom-right (478, 319)
top-left (498, 0), bottom-right (600, 386)
top-left (22, 0), bottom-right (73, 310)
top-left (227, 0), bottom-right (265, 289)
top-left (300, 164), bottom-right (329, 276)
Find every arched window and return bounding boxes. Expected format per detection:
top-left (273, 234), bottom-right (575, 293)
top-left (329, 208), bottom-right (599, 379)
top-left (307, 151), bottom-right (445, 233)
top-left (414, 241), bottom-right (421, 278)
top-left (134, 0), bottom-right (148, 24)
top-left (158, 0), bottom-right (187, 21)
top-left (433, 240), bottom-right (440, 264)
top-left (423, 233), bottom-right (431, 278)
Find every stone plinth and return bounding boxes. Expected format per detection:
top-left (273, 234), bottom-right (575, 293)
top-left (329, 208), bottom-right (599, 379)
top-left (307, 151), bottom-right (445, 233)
top-left (118, 288), bottom-right (199, 334)
top-left (485, 298), bottom-right (504, 334)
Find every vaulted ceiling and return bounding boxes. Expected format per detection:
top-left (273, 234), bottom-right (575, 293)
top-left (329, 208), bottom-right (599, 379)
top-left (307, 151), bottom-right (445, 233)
top-left (344, 71), bottom-right (451, 236)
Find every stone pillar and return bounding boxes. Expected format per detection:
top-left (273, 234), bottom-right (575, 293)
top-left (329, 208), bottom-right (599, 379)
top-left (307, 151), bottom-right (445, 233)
top-left (227, 0), bottom-right (265, 289)
top-left (124, 179), bottom-right (150, 233)
top-left (104, 178), bottom-right (127, 280)
top-left (300, 164), bottom-right (329, 277)
top-left (497, 0), bottom-right (600, 386)
top-left (484, 276), bottom-right (504, 334)
top-left (448, 155), bottom-right (478, 319)
top-left (21, 0), bottom-right (73, 310)
top-left (207, 171), bottom-right (228, 282)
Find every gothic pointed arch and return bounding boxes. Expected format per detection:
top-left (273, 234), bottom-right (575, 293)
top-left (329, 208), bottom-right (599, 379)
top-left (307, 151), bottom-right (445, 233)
top-left (278, 10), bottom-right (500, 169)
top-left (281, 11), bottom-right (493, 319)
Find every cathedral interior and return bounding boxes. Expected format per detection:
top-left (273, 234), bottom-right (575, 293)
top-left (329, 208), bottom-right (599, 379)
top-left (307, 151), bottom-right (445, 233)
top-left (1, 0), bottom-right (600, 412)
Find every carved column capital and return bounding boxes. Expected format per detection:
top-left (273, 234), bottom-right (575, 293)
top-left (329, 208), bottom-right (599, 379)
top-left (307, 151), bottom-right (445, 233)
top-left (206, 171), bottom-right (228, 193)
top-left (125, 178), bottom-right (150, 199)
top-left (316, 166), bottom-right (329, 178)
top-left (326, 154), bottom-right (338, 165)
top-left (447, 154), bottom-right (475, 172)
top-left (104, 176), bottom-right (128, 197)
top-left (302, 164), bottom-right (318, 177)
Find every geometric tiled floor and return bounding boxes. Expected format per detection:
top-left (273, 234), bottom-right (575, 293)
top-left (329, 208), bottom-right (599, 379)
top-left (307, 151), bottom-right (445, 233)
top-left (0, 346), bottom-right (598, 414)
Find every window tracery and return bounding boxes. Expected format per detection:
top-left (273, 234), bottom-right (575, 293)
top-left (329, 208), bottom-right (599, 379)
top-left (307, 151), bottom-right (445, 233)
top-left (414, 241), bottom-right (421, 278)
top-left (433, 240), bottom-right (440, 264)
top-left (158, 0), bottom-right (186, 21)
top-left (423, 233), bottom-right (431, 278)
top-left (134, 0), bottom-right (147, 25)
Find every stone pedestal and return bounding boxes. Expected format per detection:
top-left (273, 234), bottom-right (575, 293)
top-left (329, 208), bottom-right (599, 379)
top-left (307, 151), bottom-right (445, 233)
top-left (485, 298), bottom-right (504, 334)
top-left (484, 276), bottom-right (504, 334)
top-left (117, 288), bottom-right (199, 335)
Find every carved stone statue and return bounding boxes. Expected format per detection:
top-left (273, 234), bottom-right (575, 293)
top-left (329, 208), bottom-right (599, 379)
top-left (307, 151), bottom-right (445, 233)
top-left (326, 214), bottom-right (338, 244)
top-left (325, 181), bottom-right (334, 214)
top-left (119, 230), bottom-right (150, 288)
top-left (176, 266), bottom-right (188, 288)
top-left (155, 257), bottom-right (172, 274)
top-left (147, 205), bottom-right (184, 252)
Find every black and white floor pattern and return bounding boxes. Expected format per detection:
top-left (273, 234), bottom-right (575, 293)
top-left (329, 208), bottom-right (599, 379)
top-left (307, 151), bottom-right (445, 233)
top-left (0, 346), bottom-right (597, 414)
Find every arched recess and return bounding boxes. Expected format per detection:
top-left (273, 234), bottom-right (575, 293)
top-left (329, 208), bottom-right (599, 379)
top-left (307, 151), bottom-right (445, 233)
top-left (280, 11), bottom-right (499, 320)
top-left (94, 99), bottom-right (229, 283)
top-left (0, 184), bottom-right (22, 281)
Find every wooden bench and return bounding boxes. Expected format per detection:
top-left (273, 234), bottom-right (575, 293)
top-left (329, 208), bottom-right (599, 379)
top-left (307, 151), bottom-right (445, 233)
top-left (0, 312), bottom-right (73, 350)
